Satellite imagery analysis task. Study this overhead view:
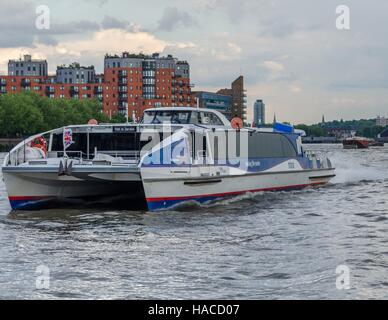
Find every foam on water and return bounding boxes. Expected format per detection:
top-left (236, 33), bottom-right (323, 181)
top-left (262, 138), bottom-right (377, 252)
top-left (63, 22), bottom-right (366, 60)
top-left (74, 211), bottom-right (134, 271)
top-left (328, 148), bottom-right (388, 184)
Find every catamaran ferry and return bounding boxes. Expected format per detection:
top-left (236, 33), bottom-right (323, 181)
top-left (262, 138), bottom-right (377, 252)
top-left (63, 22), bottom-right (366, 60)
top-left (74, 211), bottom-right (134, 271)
top-left (1, 107), bottom-right (335, 211)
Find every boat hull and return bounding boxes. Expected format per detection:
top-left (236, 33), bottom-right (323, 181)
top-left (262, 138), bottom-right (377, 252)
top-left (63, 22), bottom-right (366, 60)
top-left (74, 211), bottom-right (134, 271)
top-left (2, 168), bottom-right (144, 210)
top-left (142, 167), bottom-right (336, 211)
top-left (343, 139), bottom-right (369, 149)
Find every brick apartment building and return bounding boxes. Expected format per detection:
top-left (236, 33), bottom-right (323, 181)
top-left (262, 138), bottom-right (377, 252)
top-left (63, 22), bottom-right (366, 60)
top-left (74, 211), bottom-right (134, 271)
top-left (103, 52), bottom-right (194, 120)
top-left (0, 53), bottom-right (195, 121)
top-left (194, 76), bottom-right (247, 121)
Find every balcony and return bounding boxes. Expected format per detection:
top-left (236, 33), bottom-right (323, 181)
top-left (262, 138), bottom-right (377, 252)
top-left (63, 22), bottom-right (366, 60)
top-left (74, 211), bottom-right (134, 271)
top-left (118, 70), bottom-right (127, 77)
top-left (21, 79), bottom-right (31, 87)
top-left (94, 86), bottom-right (103, 94)
top-left (69, 86), bottom-right (79, 94)
top-left (119, 94), bottom-right (128, 101)
top-left (118, 101), bottom-right (128, 110)
top-left (45, 86), bottom-right (55, 93)
top-left (118, 79), bottom-right (127, 85)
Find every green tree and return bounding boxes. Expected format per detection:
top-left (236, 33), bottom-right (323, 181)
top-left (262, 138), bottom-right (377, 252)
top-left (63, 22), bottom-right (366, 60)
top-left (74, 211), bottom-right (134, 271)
top-left (0, 93), bottom-right (110, 137)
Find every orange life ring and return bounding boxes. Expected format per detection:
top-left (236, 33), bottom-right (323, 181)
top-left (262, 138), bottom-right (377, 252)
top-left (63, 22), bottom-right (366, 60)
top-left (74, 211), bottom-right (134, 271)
top-left (31, 137), bottom-right (47, 156)
top-left (231, 117), bottom-right (243, 130)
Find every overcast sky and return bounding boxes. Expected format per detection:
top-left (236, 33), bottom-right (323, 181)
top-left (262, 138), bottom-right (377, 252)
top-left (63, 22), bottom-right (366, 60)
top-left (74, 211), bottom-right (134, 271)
top-left (0, 0), bottom-right (387, 124)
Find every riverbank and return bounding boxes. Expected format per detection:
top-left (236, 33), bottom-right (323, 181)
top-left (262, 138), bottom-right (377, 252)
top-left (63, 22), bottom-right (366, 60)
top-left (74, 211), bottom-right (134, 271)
top-left (302, 136), bottom-right (387, 144)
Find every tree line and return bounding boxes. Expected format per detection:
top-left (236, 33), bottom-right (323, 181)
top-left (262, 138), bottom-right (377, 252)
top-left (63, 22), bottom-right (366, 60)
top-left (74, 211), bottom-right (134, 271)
top-left (295, 119), bottom-right (384, 138)
top-left (0, 93), bottom-right (127, 138)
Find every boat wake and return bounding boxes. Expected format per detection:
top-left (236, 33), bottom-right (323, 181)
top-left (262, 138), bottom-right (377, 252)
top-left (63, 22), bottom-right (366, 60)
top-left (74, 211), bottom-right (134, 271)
top-left (329, 151), bottom-right (388, 185)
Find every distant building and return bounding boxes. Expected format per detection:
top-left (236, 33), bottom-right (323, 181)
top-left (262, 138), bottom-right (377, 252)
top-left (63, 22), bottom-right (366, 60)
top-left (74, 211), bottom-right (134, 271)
top-left (103, 52), bottom-right (194, 119)
top-left (194, 91), bottom-right (232, 119)
top-left (8, 54), bottom-right (47, 77)
top-left (326, 127), bottom-right (355, 139)
top-left (56, 62), bottom-right (96, 84)
top-left (217, 76), bottom-right (247, 121)
top-left (253, 99), bottom-right (265, 127)
top-left (376, 116), bottom-right (388, 127)
top-left (0, 52), bottom-right (195, 120)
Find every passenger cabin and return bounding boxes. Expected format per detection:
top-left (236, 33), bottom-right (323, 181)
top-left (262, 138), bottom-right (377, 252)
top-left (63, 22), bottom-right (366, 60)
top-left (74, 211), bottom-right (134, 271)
top-left (10, 107), bottom-right (302, 167)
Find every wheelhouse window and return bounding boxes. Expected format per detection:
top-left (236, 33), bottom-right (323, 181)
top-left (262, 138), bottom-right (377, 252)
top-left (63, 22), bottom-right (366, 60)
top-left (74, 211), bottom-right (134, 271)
top-left (142, 110), bottom-right (223, 125)
top-left (142, 111), bottom-right (193, 124)
top-left (199, 112), bottom-right (223, 125)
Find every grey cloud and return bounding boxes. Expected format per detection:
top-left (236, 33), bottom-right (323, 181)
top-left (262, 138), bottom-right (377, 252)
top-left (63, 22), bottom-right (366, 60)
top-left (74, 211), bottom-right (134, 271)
top-left (0, 0), bottom-right (36, 47)
top-left (162, 44), bottom-right (269, 89)
top-left (201, 0), bottom-right (254, 24)
top-left (158, 7), bottom-right (196, 31)
top-left (36, 35), bottom-right (58, 46)
top-left (101, 15), bottom-right (128, 29)
top-left (258, 19), bottom-right (298, 38)
top-left (0, 0), bottom-right (101, 48)
top-left (100, 15), bottom-right (144, 33)
top-left (81, 0), bottom-right (109, 7)
top-left (48, 20), bottom-right (100, 35)
top-left (0, 0), bottom-right (138, 49)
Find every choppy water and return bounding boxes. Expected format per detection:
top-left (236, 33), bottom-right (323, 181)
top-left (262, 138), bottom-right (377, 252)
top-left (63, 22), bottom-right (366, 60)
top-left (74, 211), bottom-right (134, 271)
top-left (0, 145), bottom-right (387, 300)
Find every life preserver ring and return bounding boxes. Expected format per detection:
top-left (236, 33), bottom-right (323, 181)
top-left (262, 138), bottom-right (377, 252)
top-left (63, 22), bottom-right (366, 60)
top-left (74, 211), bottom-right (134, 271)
top-left (231, 117), bottom-right (243, 131)
top-left (30, 136), bottom-right (47, 156)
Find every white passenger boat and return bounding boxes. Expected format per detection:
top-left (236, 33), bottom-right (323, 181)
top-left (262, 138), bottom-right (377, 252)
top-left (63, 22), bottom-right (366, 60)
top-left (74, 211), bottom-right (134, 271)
top-left (1, 107), bottom-right (335, 211)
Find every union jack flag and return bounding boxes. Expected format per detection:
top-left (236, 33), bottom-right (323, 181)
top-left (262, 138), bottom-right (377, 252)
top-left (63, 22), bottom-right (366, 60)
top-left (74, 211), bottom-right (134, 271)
top-left (63, 128), bottom-right (74, 150)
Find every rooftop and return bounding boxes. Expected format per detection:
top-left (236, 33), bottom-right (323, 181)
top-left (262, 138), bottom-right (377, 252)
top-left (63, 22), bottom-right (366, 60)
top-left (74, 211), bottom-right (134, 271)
top-left (9, 54), bottom-right (47, 63)
top-left (57, 62), bottom-right (95, 70)
top-left (104, 52), bottom-right (177, 60)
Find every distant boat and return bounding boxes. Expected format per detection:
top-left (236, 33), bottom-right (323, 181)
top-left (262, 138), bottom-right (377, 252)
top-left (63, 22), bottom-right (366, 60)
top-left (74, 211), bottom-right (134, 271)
top-left (369, 140), bottom-right (384, 147)
top-left (343, 137), bottom-right (370, 149)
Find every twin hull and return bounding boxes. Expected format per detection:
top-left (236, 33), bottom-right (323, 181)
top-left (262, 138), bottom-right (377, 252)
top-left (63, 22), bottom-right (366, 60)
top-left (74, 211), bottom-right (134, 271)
top-left (2, 167), bottom-right (144, 210)
top-left (2, 161), bottom-right (335, 211)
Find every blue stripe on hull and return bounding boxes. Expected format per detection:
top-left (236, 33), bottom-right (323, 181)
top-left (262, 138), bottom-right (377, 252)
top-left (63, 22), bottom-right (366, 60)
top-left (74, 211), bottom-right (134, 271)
top-left (147, 195), bottom-right (221, 211)
top-left (145, 183), bottom-right (324, 211)
top-left (9, 199), bottom-right (51, 210)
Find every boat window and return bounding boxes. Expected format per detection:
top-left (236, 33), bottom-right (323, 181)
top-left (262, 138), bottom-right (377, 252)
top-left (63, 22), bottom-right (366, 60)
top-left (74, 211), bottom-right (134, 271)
top-left (199, 112), bottom-right (223, 125)
top-left (189, 131), bottom-right (209, 161)
top-left (89, 133), bottom-right (139, 152)
top-left (154, 111), bottom-right (173, 124)
top-left (190, 111), bottom-right (199, 124)
top-left (171, 111), bottom-right (191, 124)
top-left (248, 132), bottom-right (297, 158)
top-left (142, 111), bottom-right (193, 124)
top-left (50, 132), bottom-right (158, 159)
top-left (142, 111), bottom-right (156, 124)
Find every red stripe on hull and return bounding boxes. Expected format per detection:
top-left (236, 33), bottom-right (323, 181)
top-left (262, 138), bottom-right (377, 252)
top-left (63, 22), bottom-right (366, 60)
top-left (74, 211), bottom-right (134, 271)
top-left (146, 181), bottom-right (326, 202)
top-left (8, 196), bottom-right (53, 201)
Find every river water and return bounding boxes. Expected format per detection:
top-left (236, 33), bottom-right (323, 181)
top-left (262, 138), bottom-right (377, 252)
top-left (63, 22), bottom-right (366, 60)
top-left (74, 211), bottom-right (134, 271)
top-left (0, 145), bottom-right (387, 300)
